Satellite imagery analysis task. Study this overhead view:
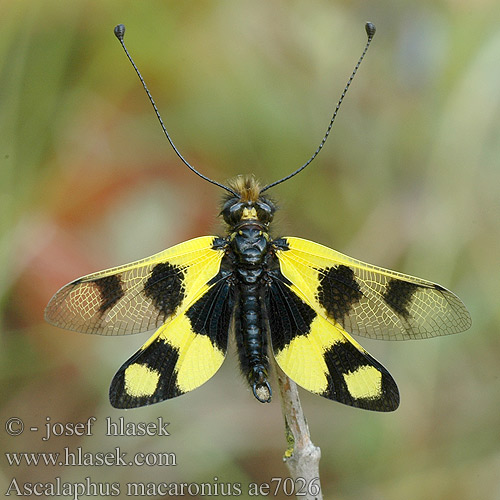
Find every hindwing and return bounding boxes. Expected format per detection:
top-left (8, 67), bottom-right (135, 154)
top-left (267, 276), bottom-right (399, 411)
top-left (109, 275), bottom-right (233, 408)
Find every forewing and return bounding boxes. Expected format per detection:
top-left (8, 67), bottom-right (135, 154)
top-left (274, 237), bottom-right (471, 341)
top-left (45, 236), bottom-right (226, 335)
top-left (267, 278), bottom-right (399, 411)
top-left (110, 276), bottom-right (233, 408)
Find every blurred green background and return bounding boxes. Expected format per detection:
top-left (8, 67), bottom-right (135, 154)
top-left (1, 1), bottom-right (499, 499)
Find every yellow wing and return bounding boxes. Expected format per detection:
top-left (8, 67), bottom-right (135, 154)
top-left (267, 272), bottom-right (399, 411)
top-left (45, 236), bottom-right (225, 336)
top-left (45, 236), bottom-right (232, 408)
top-left (109, 269), bottom-right (233, 408)
top-left (268, 237), bottom-right (470, 410)
top-left (274, 237), bottom-right (471, 341)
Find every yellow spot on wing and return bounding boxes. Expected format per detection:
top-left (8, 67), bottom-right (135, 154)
top-left (151, 313), bottom-right (225, 393)
top-left (274, 313), bottom-right (383, 399)
top-left (124, 364), bottom-right (160, 397)
top-left (274, 316), bottom-right (341, 394)
top-left (343, 366), bottom-right (382, 399)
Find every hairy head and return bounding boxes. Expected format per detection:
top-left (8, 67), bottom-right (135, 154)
top-left (221, 175), bottom-right (276, 228)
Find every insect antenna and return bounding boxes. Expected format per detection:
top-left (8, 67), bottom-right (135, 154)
top-left (260, 22), bottom-right (376, 194)
top-left (113, 24), bottom-right (238, 196)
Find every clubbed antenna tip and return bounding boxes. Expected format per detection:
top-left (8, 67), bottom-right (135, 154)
top-left (365, 22), bottom-right (376, 39)
top-left (114, 24), bottom-right (125, 41)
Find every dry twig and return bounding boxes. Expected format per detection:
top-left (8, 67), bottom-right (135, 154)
top-left (275, 362), bottom-right (323, 500)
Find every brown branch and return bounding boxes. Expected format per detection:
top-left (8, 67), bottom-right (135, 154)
top-left (274, 361), bottom-right (323, 500)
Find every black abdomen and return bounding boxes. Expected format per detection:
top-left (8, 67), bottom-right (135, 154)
top-left (235, 281), bottom-right (271, 403)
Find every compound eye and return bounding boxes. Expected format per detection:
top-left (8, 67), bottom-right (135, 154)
top-left (221, 199), bottom-right (245, 225)
top-left (230, 203), bottom-right (244, 222)
top-left (255, 200), bottom-right (274, 224)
